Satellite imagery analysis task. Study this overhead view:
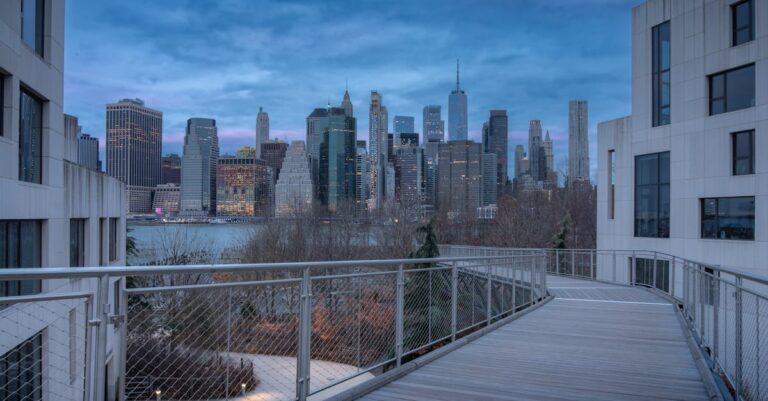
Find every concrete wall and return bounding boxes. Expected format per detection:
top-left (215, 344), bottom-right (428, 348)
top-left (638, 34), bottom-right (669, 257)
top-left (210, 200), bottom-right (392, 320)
top-left (597, 0), bottom-right (768, 276)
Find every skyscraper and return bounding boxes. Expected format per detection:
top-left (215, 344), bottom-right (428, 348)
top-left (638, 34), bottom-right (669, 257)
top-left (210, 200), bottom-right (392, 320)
top-left (355, 140), bottom-right (369, 212)
top-left (394, 145), bottom-right (423, 205)
top-left (514, 144), bottom-right (525, 181)
top-left (484, 110), bottom-right (509, 191)
top-left (438, 140), bottom-right (482, 215)
top-left (341, 87), bottom-right (354, 118)
top-left (256, 106), bottom-right (269, 158)
top-left (260, 140), bottom-right (289, 181)
top-left (569, 100), bottom-right (590, 182)
top-left (275, 141), bottom-right (314, 218)
top-left (306, 107), bottom-right (329, 196)
top-left (481, 153), bottom-right (498, 206)
top-left (78, 133), bottom-right (99, 171)
top-left (369, 91), bottom-right (388, 209)
top-left (162, 154), bottom-right (182, 184)
top-left (543, 131), bottom-right (554, 173)
top-left (320, 107), bottom-right (357, 211)
top-left (528, 120), bottom-right (544, 182)
top-left (393, 115), bottom-right (415, 146)
top-left (180, 118), bottom-right (219, 216)
top-left (106, 98), bottom-right (163, 214)
top-left (423, 105), bottom-right (445, 144)
top-left (448, 60), bottom-right (468, 141)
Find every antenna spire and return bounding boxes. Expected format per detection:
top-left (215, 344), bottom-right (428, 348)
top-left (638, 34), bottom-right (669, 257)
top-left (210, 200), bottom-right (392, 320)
top-left (345, 77), bottom-right (348, 91)
top-left (456, 58), bottom-right (460, 91)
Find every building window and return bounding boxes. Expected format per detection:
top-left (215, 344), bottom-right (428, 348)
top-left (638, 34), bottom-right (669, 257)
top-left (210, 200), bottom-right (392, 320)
top-left (652, 21), bottom-right (671, 127)
top-left (0, 331), bottom-right (43, 401)
top-left (1, 75), bottom-right (5, 137)
top-left (99, 218), bottom-right (105, 266)
top-left (69, 219), bottom-right (85, 267)
top-left (635, 152), bottom-right (670, 238)
top-left (19, 88), bottom-right (43, 184)
top-left (701, 197), bottom-right (754, 240)
top-left (709, 64), bottom-right (755, 115)
top-left (20, 0), bottom-right (45, 57)
top-left (109, 218), bottom-right (119, 262)
top-left (633, 257), bottom-right (670, 292)
top-left (732, 130), bottom-right (754, 175)
top-left (608, 150), bottom-right (615, 219)
top-left (732, 0), bottom-right (754, 46)
top-left (0, 220), bottom-right (42, 297)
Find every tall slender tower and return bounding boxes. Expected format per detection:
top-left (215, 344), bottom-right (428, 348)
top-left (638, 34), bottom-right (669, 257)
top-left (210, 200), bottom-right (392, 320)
top-left (543, 130), bottom-right (554, 173)
top-left (256, 106), bottom-right (270, 158)
top-left (528, 120), bottom-right (543, 182)
top-left (341, 83), bottom-right (354, 118)
top-left (369, 91), bottom-right (388, 209)
top-left (485, 110), bottom-right (509, 191)
top-left (448, 59), bottom-right (468, 141)
top-left (180, 118), bottom-right (219, 216)
top-left (568, 100), bottom-right (590, 182)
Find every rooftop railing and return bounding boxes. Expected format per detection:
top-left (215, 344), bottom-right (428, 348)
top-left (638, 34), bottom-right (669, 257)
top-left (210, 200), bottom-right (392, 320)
top-left (0, 252), bottom-right (548, 401)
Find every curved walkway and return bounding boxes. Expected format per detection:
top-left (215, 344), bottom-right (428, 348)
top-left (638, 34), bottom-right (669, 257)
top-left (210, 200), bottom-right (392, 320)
top-left (356, 276), bottom-right (711, 401)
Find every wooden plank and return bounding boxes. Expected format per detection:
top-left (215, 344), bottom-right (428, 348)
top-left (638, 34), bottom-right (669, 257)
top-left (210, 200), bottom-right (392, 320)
top-left (356, 277), bottom-right (710, 401)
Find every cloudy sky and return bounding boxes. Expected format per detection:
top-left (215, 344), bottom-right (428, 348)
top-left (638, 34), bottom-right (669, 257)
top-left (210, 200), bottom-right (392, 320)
top-left (63, 0), bottom-right (644, 176)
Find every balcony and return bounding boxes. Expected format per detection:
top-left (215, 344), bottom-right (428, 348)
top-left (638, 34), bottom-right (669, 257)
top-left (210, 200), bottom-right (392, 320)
top-left (1, 246), bottom-right (766, 401)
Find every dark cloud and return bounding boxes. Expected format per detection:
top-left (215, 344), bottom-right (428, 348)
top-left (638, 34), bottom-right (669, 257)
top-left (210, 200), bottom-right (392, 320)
top-left (64, 0), bottom-right (644, 175)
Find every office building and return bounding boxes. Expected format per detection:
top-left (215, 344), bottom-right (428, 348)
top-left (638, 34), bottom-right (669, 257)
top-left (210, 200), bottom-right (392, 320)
top-left (78, 133), bottom-right (100, 171)
top-left (484, 110), bottom-right (509, 192)
top-left (448, 60), bottom-right (468, 141)
top-left (394, 146), bottom-right (423, 204)
top-left (423, 105), bottom-right (445, 144)
top-left (481, 153), bottom-right (498, 206)
top-left (569, 100), bottom-right (590, 183)
top-left (161, 154), bottom-right (182, 184)
top-left (261, 140), bottom-right (289, 181)
top-left (319, 108), bottom-right (356, 211)
top-left (306, 107), bottom-right (329, 196)
top-left (368, 91), bottom-right (388, 209)
top-left (341, 87), bottom-right (353, 117)
top-left (180, 118), bottom-right (219, 216)
top-left (597, 0), bottom-right (766, 276)
top-left (528, 120), bottom-right (544, 182)
top-left (394, 115), bottom-right (415, 145)
top-left (256, 106), bottom-right (269, 158)
top-left (0, 2), bottom-right (126, 399)
top-left (275, 141), bottom-right (314, 218)
top-left (398, 133), bottom-right (419, 147)
top-left (217, 156), bottom-right (274, 217)
top-left (106, 98), bottom-right (162, 214)
top-left (438, 140), bottom-right (482, 216)
top-left (514, 144), bottom-right (525, 181)
top-left (355, 141), bottom-right (369, 212)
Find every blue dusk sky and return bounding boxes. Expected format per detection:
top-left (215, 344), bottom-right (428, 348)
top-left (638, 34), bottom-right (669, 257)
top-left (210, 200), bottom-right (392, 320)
top-left (63, 0), bottom-right (645, 176)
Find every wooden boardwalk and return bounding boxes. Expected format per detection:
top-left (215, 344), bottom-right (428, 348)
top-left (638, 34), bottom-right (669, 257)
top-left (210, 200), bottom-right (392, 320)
top-left (356, 276), bottom-right (710, 401)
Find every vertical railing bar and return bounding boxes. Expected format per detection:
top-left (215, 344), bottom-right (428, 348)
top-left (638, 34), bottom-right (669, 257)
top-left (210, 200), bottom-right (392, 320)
top-left (93, 274), bottom-right (109, 401)
top-left (671, 256), bottom-right (676, 298)
top-left (451, 261), bottom-right (458, 342)
top-left (653, 251), bottom-right (658, 290)
top-left (225, 288), bottom-right (232, 400)
top-left (296, 267), bottom-right (312, 401)
top-left (486, 259), bottom-right (492, 324)
top-left (612, 250), bottom-right (617, 284)
top-left (590, 250), bottom-right (595, 280)
top-left (84, 293), bottom-right (94, 401)
top-left (734, 276), bottom-right (743, 399)
top-left (712, 274), bottom-right (719, 371)
top-left (571, 250), bottom-right (575, 277)
top-left (395, 264), bottom-right (404, 367)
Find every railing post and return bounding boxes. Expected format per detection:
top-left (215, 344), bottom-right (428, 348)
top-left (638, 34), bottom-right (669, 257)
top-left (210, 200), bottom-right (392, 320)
top-left (395, 264), bottom-right (405, 367)
top-left (712, 274), bottom-right (719, 370)
top-left (296, 268), bottom-right (312, 401)
top-left (225, 288), bottom-right (232, 400)
top-left (653, 252), bottom-right (658, 290)
top-left (734, 276), bottom-right (743, 398)
top-left (92, 274), bottom-right (109, 401)
top-left (671, 256), bottom-right (676, 298)
top-left (511, 262), bottom-right (517, 313)
top-left (118, 280), bottom-right (128, 401)
top-left (590, 250), bottom-right (595, 280)
top-left (555, 249), bottom-right (560, 274)
top-left (571, 250), bottom-right (576, 277)
top-left (451, 261), bottom-right (458, 341)
top-left (486, 260), bottom-right (492, 324)
top-left (631, 251), bottom-right (636, 286)
top-left (612, 250), bottom-right (617, 283)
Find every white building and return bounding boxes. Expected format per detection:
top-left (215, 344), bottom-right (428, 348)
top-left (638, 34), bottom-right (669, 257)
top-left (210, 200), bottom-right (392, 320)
top-left (275, 141), bottom-right (314, 218)
top-left (1, 1), bottom-right (127, 400)
top-left (597, 0), bottom-right (766, 276)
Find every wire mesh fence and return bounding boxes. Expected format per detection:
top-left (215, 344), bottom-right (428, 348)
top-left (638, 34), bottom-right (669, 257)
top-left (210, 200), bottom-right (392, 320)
top-left (0, 295), bottom-right (89, 401)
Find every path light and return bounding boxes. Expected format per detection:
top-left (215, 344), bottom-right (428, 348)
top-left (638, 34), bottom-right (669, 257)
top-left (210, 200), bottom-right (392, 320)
top-left (154, 390), bottom-right (161, 401)
top-left (241, 383), bottom-right (247, 395)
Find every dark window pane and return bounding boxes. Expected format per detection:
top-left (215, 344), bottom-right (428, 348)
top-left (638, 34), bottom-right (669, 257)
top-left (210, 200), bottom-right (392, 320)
top-left (711, 99), bottom-right (725, 115)
top-left (732, 0), bottom-right (753, 46)
top-left (70, 219), bottom-right (85, 267)
top-left (635, 151), bottom-right (670, 238)
top-left (659, 152), bottom-right (670, 184)
top-left (652, 21), bottom-right (671, 127)
top-left (735, 29), bottom-right (751, 45)
top-left (701, 197), bottom-right (754, 240)
top-left (726, 65), bottom-right (755, 111)
top-left (635, 154), bottom-right (658, 185)
top-left (19, 89), bottom-right (43, 184)
top-left (0, 220), bottom-right (41, 298)
top-left (20, 0), bottom-right (44, 56)
top-left (702, 199), bottom-right (718, 238)
top-left (711, 74), bottom-right (725, 99)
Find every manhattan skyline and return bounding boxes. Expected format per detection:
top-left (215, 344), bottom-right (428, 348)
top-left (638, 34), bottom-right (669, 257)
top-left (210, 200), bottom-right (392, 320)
top-left (63, 0), bottom-right (644, 176)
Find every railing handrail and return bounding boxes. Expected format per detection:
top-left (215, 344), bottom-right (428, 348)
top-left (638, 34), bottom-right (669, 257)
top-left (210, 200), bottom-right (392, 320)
top-left (439, 245), bottom-right (768, 287)
top-left (0, 253), bottom-right (544, 281)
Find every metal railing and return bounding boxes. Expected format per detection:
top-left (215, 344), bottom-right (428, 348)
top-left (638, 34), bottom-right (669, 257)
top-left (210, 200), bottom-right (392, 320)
top-left (440, 245), bottom-right (768, 401)
top-left (0, 252), bottom-right (548, 401)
